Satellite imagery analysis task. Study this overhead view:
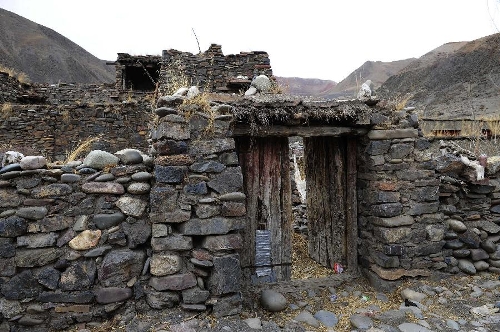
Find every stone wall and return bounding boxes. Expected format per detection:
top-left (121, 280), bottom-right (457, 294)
top-left (0, 102), bottom-right (150, 161)
top-left (0, 152), bottom-right (154, 331)
top-left (0, 72), bottom-right (23, 103)
top-left (149, 93), bottom-right (246, 317)
top-left (159, 44), bottom-right (272, 95)
top-left (357, 126), bottom-right (500, 289)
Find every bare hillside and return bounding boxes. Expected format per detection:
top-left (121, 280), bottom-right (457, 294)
top-left (275, 77), bottom-right (337, 97)
top-left (377, 35), bottom-right (500, 119)
top-left (0, 8), bottom-right (114, 84)
top-left (330, 59), bottom-right (415, 99)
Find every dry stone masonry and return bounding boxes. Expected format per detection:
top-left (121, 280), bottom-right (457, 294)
top-left (148, 91), bottom-right (246, 317)
top-left (1, 45), bottom-right (500, 331)
top-left (0, 149), bottom-right (153, 331)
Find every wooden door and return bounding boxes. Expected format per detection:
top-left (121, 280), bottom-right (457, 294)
top-left (237, 137), bottom-right (292, 283)
top-left (303, 137), bottom-right (358, 271)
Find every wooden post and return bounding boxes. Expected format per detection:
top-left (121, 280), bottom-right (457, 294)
top-left (237, 137), bottom-right (292, 282)
top-left (304, 137), bottom-right (347, 268)
top-left (346, 138), bottom-right (358, 271)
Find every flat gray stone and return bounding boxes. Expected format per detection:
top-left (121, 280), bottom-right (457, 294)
top-left (16, 206), bottom-right (48, 220)
top-left (314, 310), bottom-right (338, 327)
top-left (93, 212), bottom-right (126, 229)
top-left (350, 314), bottom-right (373, 329)
top-left (398, 322), bottom-right (432, 332)
top-left (294, 310), bottom-right (320, 328)
top-left (95, 287), bottom-right (132, 304)
top-left (458, 259), bottom-right (477, 275)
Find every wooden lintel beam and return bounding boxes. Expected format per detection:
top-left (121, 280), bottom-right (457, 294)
top-left (232, 125), bottom-right (368, 137)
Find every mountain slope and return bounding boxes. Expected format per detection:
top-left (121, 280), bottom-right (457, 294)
top-left (330, 59), bottom-right (415, 99)
top-left (377, 35), bottom-right (500, 119)
top-left (275, 77), bottom-right (337, 97)
top-left (0, 8), bottom-right (114, 84)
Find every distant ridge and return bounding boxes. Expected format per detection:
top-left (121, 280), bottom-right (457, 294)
top-left (275, 77), bottom-right (337, 97)
top-left (377, 34), bottom-right (500, 119)
top-left (330, 59), bottom-right (415, 99)
top-left (0, 8), bottom-right (114, 84)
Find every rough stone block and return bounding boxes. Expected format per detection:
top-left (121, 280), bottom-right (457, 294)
top-left (409, 241), bottom-right (445, 257)
top-left (31, 215), bottom-right (73, 233)
top-left (149, 273), bottom-right (197, 291)
top-left (195, 204), bottom-right (220, 219)
top-left (413, 187), bottom-right (439, 202)
top-left (408, 202), bottom-right (439, 215)
top-left (389, 143), bottom-right (414, 160)
top-left (15, 248), bottom-right (62, 267)
top-left (59, 260), bottom-right (96, 291)
top-left (370, 251), bottom-right (400, 268)
top-left (371, 215), bottom-right (414, 228)
top-left (17, 232), bottom-right (57, 248)
top-left (120, 219), bottom-right (150, 249)
top-left (179, 217), bottom-right (244, 235)
top-left (116, 196), bottom-right (148, 217)
top-left (152, 224), bottom-right (172, 237)
top-left (151, 235), bottom-right (192, 251)
top-left (1, 270), bottom-right (42, 300)
top-left (365, 140), bottom-right (391, 155)
top-left (150, 253), bottom-right (181, 276)
top-left (155, 120), bottom-right (190, 140)
top-left (32, 184), bottom-right (73, 198)
top-left (153, 140), bottom-right (188, 156)
top-left (182, 287), bottom-right (210, 304)
top-left (95, 287), bottom-right (132, 304)
top-left (211, 293), bottom-right (242, 318)
top-left (374, 227), bottom-right (411, 244)
top-left (149, 185), bottom-right (178, 215)
top-left (202, 234), bottom-right (243, 252)
top-left (383, 244), bottom-right (406, 256)
top-left (470, 249), bottom-right (489, 261)
top-left (208, 254), bottom-right (241, 295)
top-left (184, 182), bottom-right (208, 195)
top-left (0, 215), bottom-right (27, 237)
top-left (146, 290), bottom-right (180, 309)
top-left (221, 202), bottom-right (246, 217)
top-left (190, 161), bottom-right (226, 173)
top-left (0, 257), bottom-right (16, 276)
top-left (189, 138), bottom-right (235, 155)
top-left (457, 230), bottom-right (481, 249)
top-left (370, 203), bottom-right (402, 218)
top-left (38, 291), bottom-right (94, 303)
top-left (155, 166), bottom-right (188, 184)
top-left (98, 249), bottom-right (146, 287)
top-left (81, 182), bottom-right (125, 194)
top-left (207, 167), bottom-right (243, 194)
top-left (367, 129), bottom-right (418, 140)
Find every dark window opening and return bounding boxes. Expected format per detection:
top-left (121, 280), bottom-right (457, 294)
top-left (124, 65), bottom-right (159, 91)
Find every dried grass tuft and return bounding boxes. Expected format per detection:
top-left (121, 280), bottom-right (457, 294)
top-left (64, 135), bottom-right (103, 164)
top-left (1, 103), bottom-right (14, 119)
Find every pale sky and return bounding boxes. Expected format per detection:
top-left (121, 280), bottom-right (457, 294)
top-left (1, 0), bottom-right (499, 82)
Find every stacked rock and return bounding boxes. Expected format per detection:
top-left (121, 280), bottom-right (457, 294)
top-left (150, 89), bottom-right (246, 317)
top-left (0, 148), bottom-right (153, 331)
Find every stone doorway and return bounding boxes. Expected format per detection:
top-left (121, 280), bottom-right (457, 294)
top-left (234, 130), bottom-right (360, 285)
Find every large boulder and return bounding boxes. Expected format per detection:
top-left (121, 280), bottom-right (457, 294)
top-left (83, 150), bottom-right (119, 169)
top-left (251, 75), bottom-right (272, 92)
